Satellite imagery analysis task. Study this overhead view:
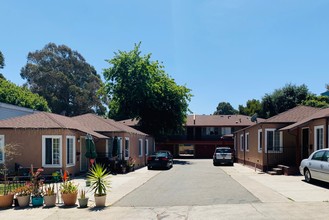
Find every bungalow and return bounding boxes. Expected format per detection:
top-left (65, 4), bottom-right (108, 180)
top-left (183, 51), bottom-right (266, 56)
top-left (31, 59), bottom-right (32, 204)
top-left (0, 112), bottom-right (107, 176)
top-left (72, 114), bottom-right (155, 169)
top-left (0, 112), bottom-right (155, 177)
top-left (235, 105), bottom-right (321, 172)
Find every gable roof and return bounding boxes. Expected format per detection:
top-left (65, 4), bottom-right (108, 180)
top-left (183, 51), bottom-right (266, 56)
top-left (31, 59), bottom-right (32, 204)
top-left (281, 107), bottom-right (329, 131)
top-left (0, 112), bottom-right (107, 139)
top-left (72, 114), bottom-right (147, 136)
top-left (186, 114), bottom-right (262, 126)
top-left (264, 106), bottom-right (321, 123)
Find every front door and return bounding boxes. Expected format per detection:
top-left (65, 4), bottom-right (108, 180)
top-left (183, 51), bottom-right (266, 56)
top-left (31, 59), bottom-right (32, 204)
top-left (302, 128), bottom-right (309, 159)
top-left (80, 137), bottom-right (88, 172)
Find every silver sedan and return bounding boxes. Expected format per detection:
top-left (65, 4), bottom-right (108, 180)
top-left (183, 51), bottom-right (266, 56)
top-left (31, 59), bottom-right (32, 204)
top-left (300, 148), bottom-right (329, 183)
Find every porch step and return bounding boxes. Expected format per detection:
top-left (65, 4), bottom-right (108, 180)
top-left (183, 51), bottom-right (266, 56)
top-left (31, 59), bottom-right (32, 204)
top-left (267, 167), bottom-right (283, 175)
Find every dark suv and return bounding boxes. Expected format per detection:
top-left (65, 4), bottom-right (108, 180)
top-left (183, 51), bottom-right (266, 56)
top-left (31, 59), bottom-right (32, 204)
top-left (213, 147), bottom-right (234, 166)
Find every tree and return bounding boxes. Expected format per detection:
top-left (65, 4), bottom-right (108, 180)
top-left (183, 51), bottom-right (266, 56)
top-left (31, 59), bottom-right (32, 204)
top-left (261, 84), bottom-right (310, 118)
top-left (103, 43), bottom-right (192, 138)
top-left (0, 51), bottom-right (4, 79)
top-left (302, 94), bottom-right (329, 108)
top-left (238, 99), bottom-right (262, 117)
top-left (20, 43), bottom-right (107, 116)
top-left (0, 78), bottom-right (50, 111)
top-left (213, 102), bottom-right (238, 115)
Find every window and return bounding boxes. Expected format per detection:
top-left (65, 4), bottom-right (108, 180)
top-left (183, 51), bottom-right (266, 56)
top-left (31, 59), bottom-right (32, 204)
top-left (245, 133), bottom-right (249, 151)
top-left (258, 129), bottom-right (262, 152)
top-left (240, 134), bottom-right (244, 151)
top-left (145, 139), bottom-right (149, 156)
top-left (0, 135), bottom-right (4, 164)
top-left (221, 127), bottom-right (231, 135)
top-left (265, 129), bottom-right (282, 153)
top-left (138, 139), bottom-right (143, 157)
top-left (66, 136), bottom-right (76, 166)
top-left (42, 135), bottom-right (62, 167)
top-left (314, 125), bottom-right (324, 150)
top-left (312, 150), bottom-right (325, 161)
top-left (106, 138), bottom-right (112, 157)
top-left (125, 137), bottom-right (130, 159)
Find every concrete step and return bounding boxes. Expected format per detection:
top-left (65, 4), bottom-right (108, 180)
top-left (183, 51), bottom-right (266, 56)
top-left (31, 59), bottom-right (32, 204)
top-left (267, 171), bottom-right (278, 175)
top-left (272, 168), bottom-right (283, 175)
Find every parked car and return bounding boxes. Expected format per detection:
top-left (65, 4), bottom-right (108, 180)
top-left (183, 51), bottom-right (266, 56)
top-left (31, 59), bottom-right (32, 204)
top-left (213, 147), bottom-right (234, 166)
top-left (147, 151), bottom-right (173, 170)
top-left (300, 148), bottom-right (329, 183)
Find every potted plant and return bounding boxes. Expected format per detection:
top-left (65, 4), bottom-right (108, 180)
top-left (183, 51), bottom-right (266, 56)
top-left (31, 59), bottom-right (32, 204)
top-left (30, 165), bottom-right (44, 206)
top-left (127, 157), bottom-right (136, 172)
top-left (87, 163), bottom-right (110, 207)
top-left (78, 189), bottom-right (88, 208)
top-left (14, 185), bottom-right (32, 208)
top-left (0, 169), bottom-right (14, 208)
top-left (43, 184), bottom-right (56, 207)
top-left (60, 171), bottom-right (78, 206)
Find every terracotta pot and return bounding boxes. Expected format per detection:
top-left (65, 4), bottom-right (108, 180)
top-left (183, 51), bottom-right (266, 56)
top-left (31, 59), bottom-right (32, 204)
top-left (61, 193), bottom-right (77, 206)
top-left (17, 195), bottom-right (30, 207)
top-left (0, 194), bottom-right (14, 208)
top-left (44, 194), bottom-right (56, 207)
top-left (94, 195), bottom-right (106, 207)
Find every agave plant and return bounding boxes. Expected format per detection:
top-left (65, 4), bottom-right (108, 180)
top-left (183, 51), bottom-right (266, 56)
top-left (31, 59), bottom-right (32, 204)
top-left (87, 163), bottom-right (110, 196)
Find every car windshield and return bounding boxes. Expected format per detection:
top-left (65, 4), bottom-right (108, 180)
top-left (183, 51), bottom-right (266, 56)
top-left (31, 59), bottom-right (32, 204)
top-left (155, 152), bottom-right (167, 157)
top-left (216, 148), bottom-right (231, 153)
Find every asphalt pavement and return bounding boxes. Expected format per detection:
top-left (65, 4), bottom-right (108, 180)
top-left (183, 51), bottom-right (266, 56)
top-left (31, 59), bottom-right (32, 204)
top-left (1, 160), bottom-right (329, 219)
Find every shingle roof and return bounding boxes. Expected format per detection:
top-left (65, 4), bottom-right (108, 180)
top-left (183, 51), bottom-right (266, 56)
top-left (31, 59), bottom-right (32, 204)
top-left (281, 107), bottom-right (329, 131)
top-left (0, 112), bottom-right (107, 139)
top-left (186, 115), bottom-right (261, 126)
top-left (72, 114), bottom-right (147, 136)
top-left (264, 106), bottom-right (321, 123)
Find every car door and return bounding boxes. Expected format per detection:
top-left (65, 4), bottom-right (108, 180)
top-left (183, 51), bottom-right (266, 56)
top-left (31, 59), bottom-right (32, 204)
top-left (320, 151), bottom-right (329, 182)
top-left (308, 150), bottom-right (325, 180)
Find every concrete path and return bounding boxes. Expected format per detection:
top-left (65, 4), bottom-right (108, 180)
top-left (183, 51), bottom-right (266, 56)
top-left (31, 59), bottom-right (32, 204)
top-left (1, 161), bottom-right (329, 219)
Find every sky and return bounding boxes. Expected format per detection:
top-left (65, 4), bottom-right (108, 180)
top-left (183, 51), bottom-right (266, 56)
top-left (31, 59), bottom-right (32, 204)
top-left (1, 1), bottom-right (329, 115)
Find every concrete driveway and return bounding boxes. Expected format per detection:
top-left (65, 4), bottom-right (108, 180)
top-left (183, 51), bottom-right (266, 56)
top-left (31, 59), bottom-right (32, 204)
top-left (2, 160), bottom-right (329, 219)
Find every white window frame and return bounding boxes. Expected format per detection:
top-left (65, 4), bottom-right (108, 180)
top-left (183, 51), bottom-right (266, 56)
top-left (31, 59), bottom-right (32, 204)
top-left (138, 139), bottom-right (143, 157)
top-left (265, 129), bottom-right (283, 153)
top-left (314, 125), bottom-right (324, 150)
top-left (240, 134), bottom-right (244, 151)
top-left (42, 135), bottom-right (62, 168)
top-left (245, 133), bottom-right (249, 152)
top-left (66, 136), bottom-right (76, 167)
top-left (145, 139), bottom-right (149, 156)
top-left (124, 137), bottom-right (130, 160)
top-left (258, 129), bottom-right (262, 153)
top-left (0, 135), bottom-right (4, 164)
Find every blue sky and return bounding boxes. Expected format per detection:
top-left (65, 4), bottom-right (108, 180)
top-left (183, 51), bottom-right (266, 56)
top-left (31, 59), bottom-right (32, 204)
top-left (1, 1), bottom-right (329, 115)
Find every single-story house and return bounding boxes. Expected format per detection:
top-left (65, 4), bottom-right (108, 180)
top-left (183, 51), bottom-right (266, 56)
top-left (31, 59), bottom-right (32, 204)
top-left (72, 114), bottom-right (155, 169)
top-left (234, 105), bottom-right (321, 172)
top-left (0, 112), bottom-right (107, 176)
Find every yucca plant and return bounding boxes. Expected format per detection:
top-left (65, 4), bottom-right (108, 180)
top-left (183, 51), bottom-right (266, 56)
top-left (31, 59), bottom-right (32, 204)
top-left (87, 163), bottom-right (110, 196)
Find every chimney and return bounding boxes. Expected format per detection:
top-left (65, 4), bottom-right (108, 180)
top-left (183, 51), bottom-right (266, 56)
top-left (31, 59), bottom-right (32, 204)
top-left (193, 114), bottom-right (196, 125)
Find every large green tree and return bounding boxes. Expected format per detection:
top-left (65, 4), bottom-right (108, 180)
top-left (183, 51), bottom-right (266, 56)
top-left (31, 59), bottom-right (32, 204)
top-left (213, 102), bottom-right (238, 115)
top-left (238, 99), bottom-right (262, 117)
top-left (0, 78), bottom-right (50, 111)
top-left (261, 84), bottom-right (310, 118)
top-left (103, 43), bottom-right (192, 138)
top-left (20, 43), bottom-right (106, 116)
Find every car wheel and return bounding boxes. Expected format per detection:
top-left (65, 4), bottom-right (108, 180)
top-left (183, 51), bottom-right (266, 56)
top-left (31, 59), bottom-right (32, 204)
top-left (304, 168), bottom-right (312, 183)
top-left (148, 166), bottom-right (152, 170)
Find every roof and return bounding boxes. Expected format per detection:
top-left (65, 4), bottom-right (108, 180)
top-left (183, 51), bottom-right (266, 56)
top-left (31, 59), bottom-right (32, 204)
top-left (120, 118), bottom-right (139, 127)
top-left (0, 112), bottom-right (107, 139)
top-left (185, 114), bottom-right (262, 127)
top-left (264, 106), bottom-right (320, 123)
top-left (281, 107), bottom-right (329, 131)
top-left (72, 114), bottom-right (147, 136)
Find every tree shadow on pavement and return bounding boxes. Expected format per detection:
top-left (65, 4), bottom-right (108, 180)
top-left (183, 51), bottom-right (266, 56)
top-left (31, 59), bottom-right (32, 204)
top-left (173, 160), bottom-right (192, 165)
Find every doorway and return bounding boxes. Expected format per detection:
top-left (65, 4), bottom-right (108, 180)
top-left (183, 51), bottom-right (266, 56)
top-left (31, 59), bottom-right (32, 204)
top-left (80, 137), bottom-right (88, 172)
top-left (302, 128), bottom-right (309, 159)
